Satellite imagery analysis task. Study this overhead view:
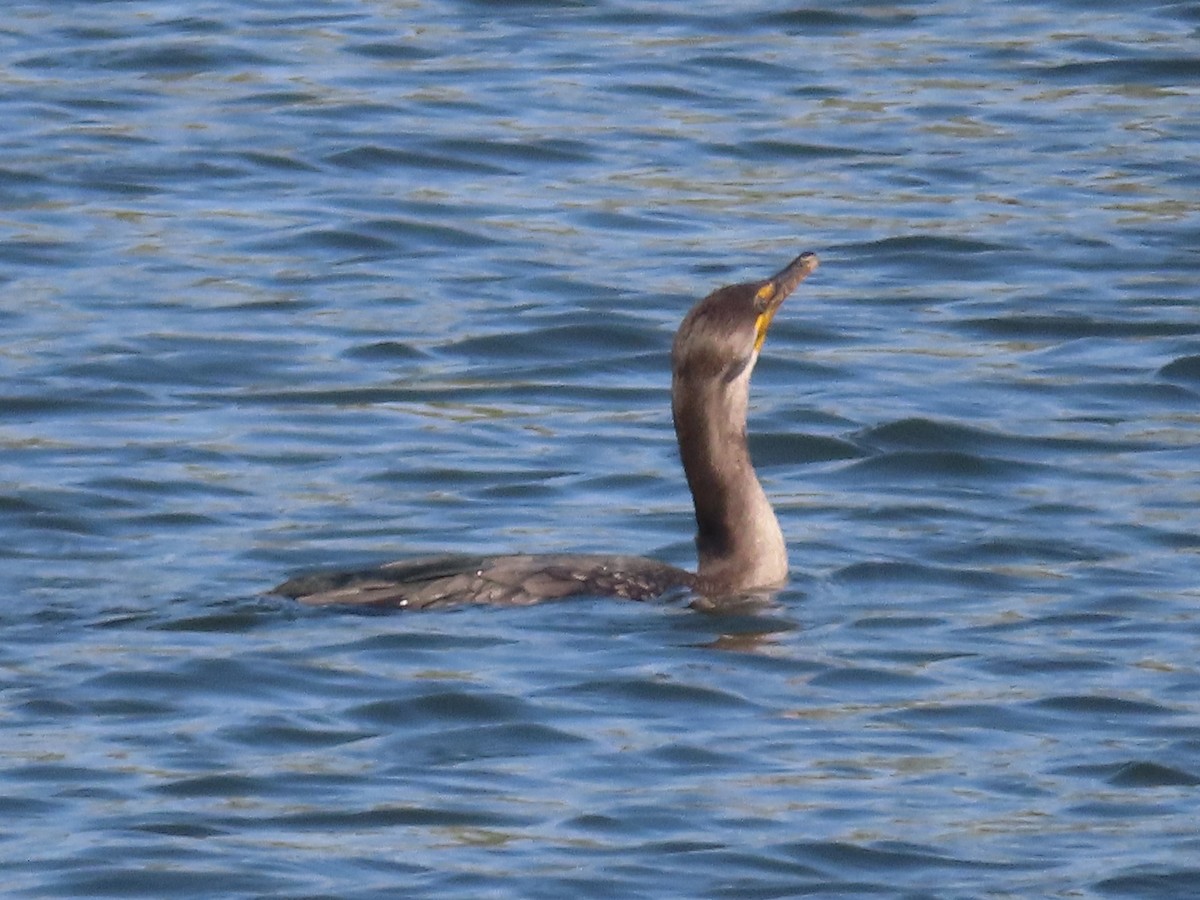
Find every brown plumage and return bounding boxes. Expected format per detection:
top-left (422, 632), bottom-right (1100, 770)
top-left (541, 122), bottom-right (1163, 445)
top-left (273, 251), bottom-right (818, 610)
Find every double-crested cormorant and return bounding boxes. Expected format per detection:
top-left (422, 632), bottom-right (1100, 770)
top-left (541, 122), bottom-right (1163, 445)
top-left (274, 251), bottom-right (819, 610)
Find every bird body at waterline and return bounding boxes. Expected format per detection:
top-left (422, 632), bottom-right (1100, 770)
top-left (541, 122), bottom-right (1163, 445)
top-left (274, 250), bottom-right (819, 610)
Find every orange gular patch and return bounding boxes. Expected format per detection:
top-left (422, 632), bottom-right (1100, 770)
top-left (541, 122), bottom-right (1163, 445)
top-left (753, 283), bottom-right (778, 354)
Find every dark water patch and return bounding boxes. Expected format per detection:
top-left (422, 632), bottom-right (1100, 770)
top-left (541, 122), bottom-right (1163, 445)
top-left (755, 7), bottom-right (919, 30)
top-left (235, 149), bottom-right (321, 173)
top-left (840, 237), bottom-right (1024, 282)
top-left (285, 225), bottom-right (397, 256)
top-left (1106, 760), bottom-right (1200, 788)
top-left (85, 697), bottom-right (178, 718)
top-left (617, 82), bottom-right (718, 103)
top-left (54, 25), bottom-right (129, 42)
top-left (109, 41), bottom-right (277, 74)
top-left (80, 656), bottom-right (318, 705)
top-left (434, 136), bottom-right (595, 167)
top-left (377, 721), bottom-right (590, 766)
top-left (859, 416), bottom-right (1158, 458)
top-left (66, 173), bottom-right (161, 199)
top-left (325, 144), bottom-right (510, 175)
top-left (678, 846), bottom-right (835, 889)
top-left (755, 432), bottom-right (865, 466)
top-left (879, 701), bottom-right (1058, 736)
top-left (808, 664), bottom-right (937, 692)
top-left (831, 559), bottom-right (1013, 590)
top-left (840, 501), bottom-right (979, 530)
top-left (1082, 380), bottom-right (1200, 407)
top-left (591, 6), bottom-right (709, 29)
top-left (151, 608), bottom-right (271, 634)
top-left (784, 839), bottom-right (1002, 874)
top-left (0, 491), bottom-right (100, 537)
top-left (1032, 57), bottom-right (1200, 86)
top-left (10, 693), bottom-right (78, 720)
top-left (1035, 694), bottom-right (1175, 718)
top-left (133, 820), bottom-right (226, 839)
top-left (227, 380), bottom-right (663, 410)
top-left (936, 535), bottom-right (1108, 566)
top-left (60, 341), bottom-right (297, 390)
top-left (843, 448), bottom-right (1036, 480)
top-left (54, 352), bottom-right (274, 393)
top-left (57, 94), bottom-right (150, 115)
top-left (154, 772), bottom-right (276, 799)
top-left (359, 216), bottom-right (503, 250)
top-left (0, 238), bottom-right (82, 268)
top-left (850, 614), bottom-right (948, 630)
top-left (860, 417), bottom-right (1016, 453)
top-left (982, 654), bottom-right (1114, 676)
top-left (1158, 354), bottom-right (1200, 383)
top-left (520, 275), bottom-right (653, 307)
top-left (712, 875), bottom-right (888, 899)
top-left (686, 53), bottom-right (792, 80)
top-left (571, 208), bottom-right (699, 235)
top-left (82, 475), bottom-right (251, 502)
top-left (0, 492), bottom-right (65, 518)
top-left (554, 675), bottom-right (757, 713)
top-left (332, 631), bottom-right (516, 660)
top-left (153, 14), bottom-right (229, 36)
top-left (646, 741), bottom-right (740, 768)
top-left (348, 40), bottom-right (439, 63)
top-left (230, 87), bottom-right (323, 108)
top-left (531, 355), bottom-right (667, 386)
top-left (124, 510), bottom-right (222, 529)
top-left (856, 234), bottom-right (1012, 256)
top-left (44, 864), bottom-right (295, 899)
top-left (350, 689), bottom-right (539, 729)
top-left (458, 0), bottom-right (588, 8)
top-left (1095, 869), bottom-right (1200, 898)
top-left (259, 801), bottom-right (535, 830)
top-left (714, 139), bottom-right (870, 161)
top-left (280, 99), bottom-right (406, 124)
top-left (218, 719), bottom-right (372, 750)
top-left (343, 340), bottom-right (430, 363)
top-left (0, 794), bottom-right (65, 816)
top-left (1139, 526), bottom-right (1200, 551)
top-left (370, 465), bottom-right (576, 495)
top-left (449, 320), bottom-right (661, 362)
top-left (5, 762), bottom-right (128, 787)
top-left (74, 158), bottom-right (253, 192)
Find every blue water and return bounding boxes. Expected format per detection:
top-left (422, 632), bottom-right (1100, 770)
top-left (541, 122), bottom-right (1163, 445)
top-left (3, 1), bottom-right (1200, 896)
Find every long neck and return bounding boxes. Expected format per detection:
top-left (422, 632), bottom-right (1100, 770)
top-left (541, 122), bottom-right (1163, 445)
top-left (672, 368), bottom-right (787, 594)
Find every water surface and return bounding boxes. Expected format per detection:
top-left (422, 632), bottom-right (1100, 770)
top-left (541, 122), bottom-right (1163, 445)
top-left (2, 1), bottom-right (1199, 897)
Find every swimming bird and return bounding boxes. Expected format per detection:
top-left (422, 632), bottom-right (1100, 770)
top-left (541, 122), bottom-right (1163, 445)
top-left (273, 251), bottom-right (818, 610)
